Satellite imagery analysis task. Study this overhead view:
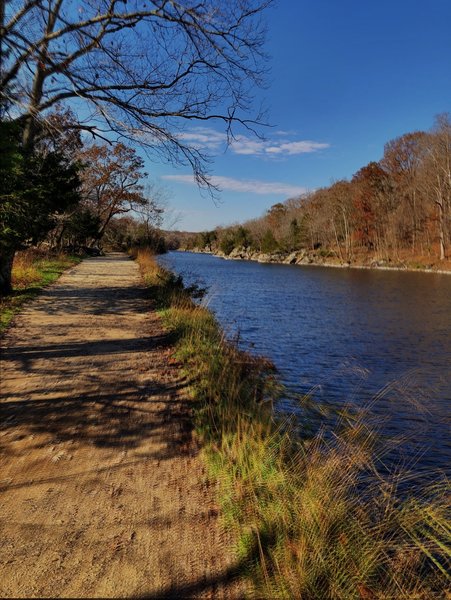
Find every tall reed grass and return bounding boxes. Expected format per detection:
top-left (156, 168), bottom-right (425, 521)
top-left (135, 248), bottom-right (450, 599)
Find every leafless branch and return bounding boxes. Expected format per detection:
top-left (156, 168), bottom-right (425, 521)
top-left (1, 0), bottom-right (271, 190)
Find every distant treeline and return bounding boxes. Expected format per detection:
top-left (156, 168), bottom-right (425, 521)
top-left (182, 114), bottom-right (451, 264)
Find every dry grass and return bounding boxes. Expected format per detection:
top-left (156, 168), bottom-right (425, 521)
top-left (135, 247), bottom-right (451, 599)
top-left (0, 248), bottom-right (81, 333)
top-left (11, 249), bottom-right (47, 288)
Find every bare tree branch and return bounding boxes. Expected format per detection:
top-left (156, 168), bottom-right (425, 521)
top-left (1, 0), bottom-right (271, 189)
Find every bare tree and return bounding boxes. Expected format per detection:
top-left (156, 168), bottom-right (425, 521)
top-left (422, 114), bottom-right (451, 260)
top-left (138, 181), bottom-right (167, 234)
top-left (328, 180), bottom-right (354, 262)
top-left (1, 0), bottom-right (270, 183)
top-left (381, 132), bottom-right (427, 253)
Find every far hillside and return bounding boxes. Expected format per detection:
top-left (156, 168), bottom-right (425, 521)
top-left (180, 114), bottom-right (451, 271)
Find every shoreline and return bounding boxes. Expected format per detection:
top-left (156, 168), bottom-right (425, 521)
top-left (179, 248), bottom-right (451, 275)
top-left (135, 248), bottom-right (450, 598)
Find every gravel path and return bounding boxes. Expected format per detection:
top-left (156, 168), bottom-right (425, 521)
top-left (0, 254), bottom-right (244, 598)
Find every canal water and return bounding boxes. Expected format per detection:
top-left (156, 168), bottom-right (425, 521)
top-left (158, 251), bottom-right (451, 486)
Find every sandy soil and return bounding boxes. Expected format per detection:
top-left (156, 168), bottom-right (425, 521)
top-left (0, 254), bottom-right (245, 599)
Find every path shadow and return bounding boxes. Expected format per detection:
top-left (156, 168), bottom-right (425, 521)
top-left (1, 335), bottom-right (172, 371)
top-left (26, 284), bottom-right (152, 316)
top-left (137, 561), bottom-right (246, 599)
top-left (0, 379), bottom-right (195, 454)
top-left (136, 532), bottom-right (270, 600)
top-left (0, 323), bottom-right (193, 459)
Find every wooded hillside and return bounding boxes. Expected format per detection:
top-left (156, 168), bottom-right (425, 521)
top-left (184, 115), bottom-right (451, 266)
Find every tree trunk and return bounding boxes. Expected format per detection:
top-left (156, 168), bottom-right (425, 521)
top-left (22, 0), bottom-right (63, 149)
top-left (333, 221), bottom-right (343, 261)
top-left (437, 199), bottom-right (446, 260)
top-left (342, 210), bottom-right (351, 262)
top-left (0, 249), bottom-right (15, 295)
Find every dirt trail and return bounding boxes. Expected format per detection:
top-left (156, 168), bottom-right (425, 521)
top-left (0, 254), bottom-right (245, 599)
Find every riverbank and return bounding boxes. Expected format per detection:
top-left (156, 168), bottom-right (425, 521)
top-left (182, 247), bottom-right (451, 274)
top-left (135, 248), bottom-right (450, 599)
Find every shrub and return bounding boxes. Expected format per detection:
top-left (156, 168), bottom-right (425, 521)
top-left (261, 229), bottom-right (279, 253)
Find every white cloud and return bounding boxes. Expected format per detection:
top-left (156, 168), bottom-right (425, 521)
top-left (162, 174), bottom-right (307, 197)
top-left (274, 129), bottom-right (296, 136)
top-left (229, 136), bottom-right (267, 155)
top-left (175, 127), bottom-right (330, 158)
top-left (177, 128), bottom-right (226, 151)
top-left (273, 141), bottom-right (330, 155)
top-left (231, 137), bottom-right (329, 156)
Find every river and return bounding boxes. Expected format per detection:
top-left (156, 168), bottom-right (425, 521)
top-left (158, 251), bottom-right (451, 487)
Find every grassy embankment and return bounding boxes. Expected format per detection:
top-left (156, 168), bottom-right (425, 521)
top-left (135, 248), bottom-right (450, 599)
top-left (0, 249), bottom-right (82, 334)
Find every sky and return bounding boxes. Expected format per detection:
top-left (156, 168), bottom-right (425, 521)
top-left (149, 0), bottom-right (451, 232)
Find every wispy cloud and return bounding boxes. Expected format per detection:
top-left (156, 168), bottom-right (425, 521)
top-left (175, 127), bottom-right (330, 158)
top-left (162, 174), bottom-right (307, 197)
top-left (230, 136), bottom-right (329, 157)
top-left (265, 141), bottom-right (329, 155)
top-left (176, 128), bottom-right (226, 152)
top-left (229, 137), bottom-right (267, 156)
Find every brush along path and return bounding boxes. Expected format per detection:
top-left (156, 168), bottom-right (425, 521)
top-left (0, 253), bottom-right (244, 599)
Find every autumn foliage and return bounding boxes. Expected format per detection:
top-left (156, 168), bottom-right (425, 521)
top-left (185, 115), bottom-right (451, 265)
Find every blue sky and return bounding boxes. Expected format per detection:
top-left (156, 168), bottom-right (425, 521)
top-left (151, 0), bottom-right (451, 232)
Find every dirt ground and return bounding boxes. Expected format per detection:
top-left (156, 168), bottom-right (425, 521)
top-left (0, 254), bottom-right (245, 599)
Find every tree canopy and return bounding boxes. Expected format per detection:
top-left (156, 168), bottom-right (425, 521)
top-left (0, 118), bottom-right (81, 292)
top-left (1, 0), bottom-right (270, 183)
top-left (78, 143), bottom-right (147, 239)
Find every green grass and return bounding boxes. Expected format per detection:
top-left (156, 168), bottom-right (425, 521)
top-left (135, 247), bottom-right (450, 599)
top-left (0, 250), bottom-right (81, 334)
